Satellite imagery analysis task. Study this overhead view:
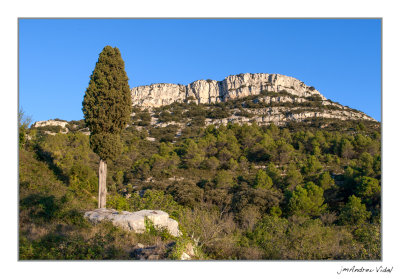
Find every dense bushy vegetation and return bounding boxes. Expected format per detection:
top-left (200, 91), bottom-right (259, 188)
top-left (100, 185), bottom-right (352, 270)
top-left (146, 91), bottom-right (367, 127)
top-left (20, 103), bottom-right (381, 260)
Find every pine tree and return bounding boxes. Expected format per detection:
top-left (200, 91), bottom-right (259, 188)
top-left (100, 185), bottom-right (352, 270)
top-left (339, 195), bottom-right (371, 226)
top-left (287, 182), bottom-right (326, 217)
top-left (82, 46), bottom-right (132, 208)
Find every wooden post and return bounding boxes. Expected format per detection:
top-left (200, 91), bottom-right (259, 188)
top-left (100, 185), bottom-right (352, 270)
top-left (98, 159), bottom-right (107, 208)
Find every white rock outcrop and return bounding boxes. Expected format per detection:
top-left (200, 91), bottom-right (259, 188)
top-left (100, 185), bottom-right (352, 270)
top-left (200, 106), bottom-right (375, 127)
top-left (131, 73), bottom-right (325, 107)
top-left (84, 208), bottom-right (181, 237)
top-left (32, 120), bottom-right (68, 128)
top-left (32, 120), bottom-right (69, 134)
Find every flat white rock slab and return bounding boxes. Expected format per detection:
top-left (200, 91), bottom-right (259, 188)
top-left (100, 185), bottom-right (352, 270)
top-left (84, 208), bottom-right (181, 237)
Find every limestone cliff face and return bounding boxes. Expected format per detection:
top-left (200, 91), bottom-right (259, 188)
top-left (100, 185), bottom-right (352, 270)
top-left (131, 73), bottom-right (325, 107)
top-left (131, 83), bottom-right (186, 107)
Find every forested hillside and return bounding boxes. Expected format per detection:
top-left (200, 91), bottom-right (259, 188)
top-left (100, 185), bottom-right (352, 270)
top-left (19, 102), bottom-right (381, 260)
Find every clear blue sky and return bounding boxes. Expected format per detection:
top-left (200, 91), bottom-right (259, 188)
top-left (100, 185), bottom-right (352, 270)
top-left (19, 19), bottom-right (381, 123)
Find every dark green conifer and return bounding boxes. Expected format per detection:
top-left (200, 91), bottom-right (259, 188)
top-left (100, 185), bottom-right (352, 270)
top-left (82, 46), bottom-right (132, 208)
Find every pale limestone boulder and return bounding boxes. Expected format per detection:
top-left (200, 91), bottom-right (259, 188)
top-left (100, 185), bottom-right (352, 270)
top-left (84, 208), bottom-right (181, 237)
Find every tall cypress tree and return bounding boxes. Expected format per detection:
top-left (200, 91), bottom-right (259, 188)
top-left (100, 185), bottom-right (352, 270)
top-left (82, 46), bottom-right (132, 208)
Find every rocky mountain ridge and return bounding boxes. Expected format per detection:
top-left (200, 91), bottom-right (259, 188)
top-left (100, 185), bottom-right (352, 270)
top-left (31, 73), bottom-right (377, 133)
top-left (131, 73), bottom-right (326, 107)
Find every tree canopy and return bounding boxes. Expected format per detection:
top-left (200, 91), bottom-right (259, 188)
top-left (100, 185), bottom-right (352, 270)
top-left (82, 46), bottom-right (132, 161)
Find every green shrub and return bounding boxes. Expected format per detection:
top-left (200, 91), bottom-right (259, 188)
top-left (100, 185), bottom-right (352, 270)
top-left (129, 190), bottom-right (183, 220)
top-left (145, 218), bottom-right (174, 241)
top-left (107, 194), bottom-right (131, 211)
top-left (167, 237), bottom-right (193, 259)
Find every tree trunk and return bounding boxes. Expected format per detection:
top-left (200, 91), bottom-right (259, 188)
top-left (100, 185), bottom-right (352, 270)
top-left (98, 159), bottom-right (107, 208)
